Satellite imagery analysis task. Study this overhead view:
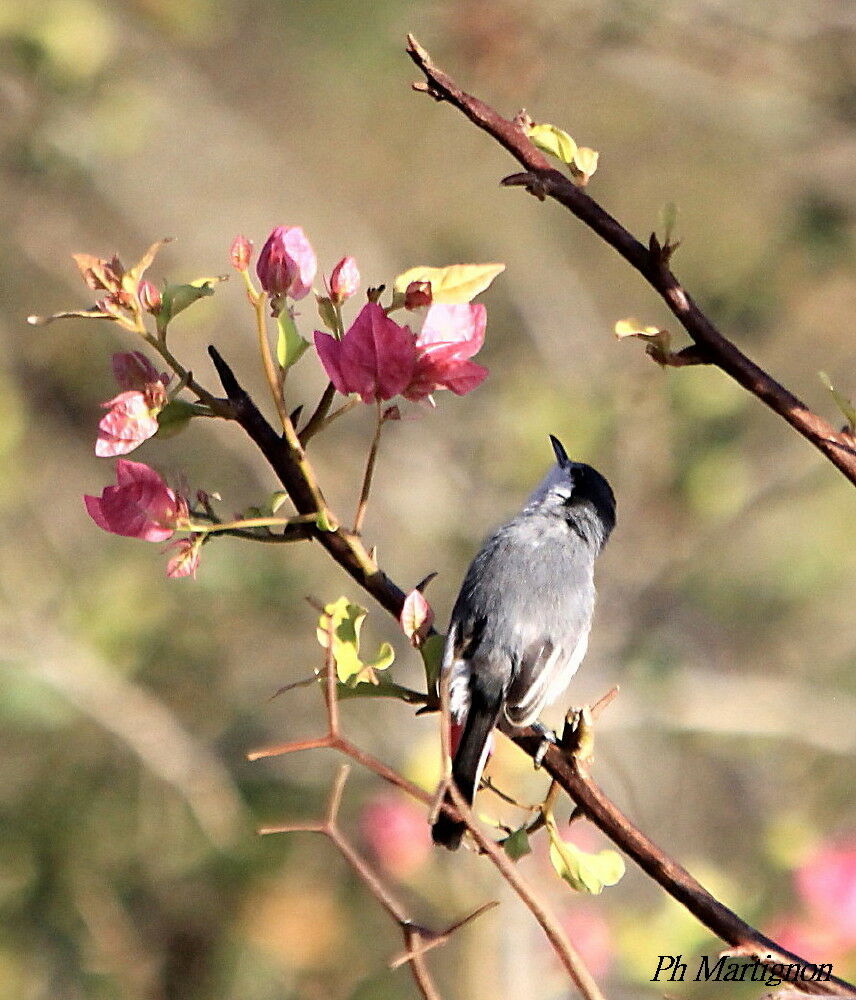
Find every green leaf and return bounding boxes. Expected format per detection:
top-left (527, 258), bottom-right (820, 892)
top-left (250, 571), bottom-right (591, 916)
top-left (157, 276), bottom-right (224, 333)
top-left (269, 491), bottom-right (289, 514)
top-left (547, 821), bottom-right (625, 894)
top-left (659, 201), bottom-right (678, 245)
top-left (503, 826), bottom-right (532, 861)
top-left (316, 295), bottom-right (338, 333)
top-left (525, 122), bottom-right (577, 165)
top-left (392, 263), bottom-right (505, 304)
top-left (316, 597), bottom-right (395, 684)
top-left (419, 633), bottom-right (445, 695)
top-left (335, 677), bottom-right (427, 704)
top-left (819, 371), bottom-right (856, 434)
top-left (155, 399), bottom-right (197, 439)
top-left (276, 310), bottom-right (310, 369)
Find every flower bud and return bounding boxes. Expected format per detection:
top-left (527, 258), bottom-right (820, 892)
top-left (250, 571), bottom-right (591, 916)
top-left (230, 234), bottom-right (253, 271)
top-left (256, 226), bottom-right (317, 300)
top-left (404, 280), bottom-right (432, 310)
top-left (137, 279), bottom-right (162, 314)
top-left (329, 256), bottom-right (360, 303)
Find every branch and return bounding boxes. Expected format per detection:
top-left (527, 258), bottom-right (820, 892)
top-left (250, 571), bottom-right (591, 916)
top-left (405, 34), bottom-right (856, 488)
top-left (261, 763), bottom-right (497, 1000)
top-left (251, 629), bottom-right (605, 997)
top-left (207, 345), bottom-right (410, 616)
top-left (507, 717), bottom-right (856, 997)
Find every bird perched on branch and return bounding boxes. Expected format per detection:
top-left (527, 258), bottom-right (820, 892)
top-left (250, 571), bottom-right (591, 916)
top-left (432, 435), bottom-right (616, 849)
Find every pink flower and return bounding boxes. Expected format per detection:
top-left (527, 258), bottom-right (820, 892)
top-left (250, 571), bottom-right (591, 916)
top-left (96, 353), bottom-right (169, 457)
top-left (403, 302), bottom-right (488, 401)
top-left (230, 234), bottom-right (252, 272)
top-left (314, 302), bottom-right (418, 403)
top-left (84, 459), bottom-right (188, 542)
top-left (137, 279), bottom-right (161, 313)
top-left (111, 351), bottom-right (166, 392)
top-left (329, 256), bottom-right (359, 303)
top-left (166, 537), bottom-right (202, 579)
top-left (256, 226), bottom-right (316, 300)
top-left (359, 793), bottom-right (431, 878)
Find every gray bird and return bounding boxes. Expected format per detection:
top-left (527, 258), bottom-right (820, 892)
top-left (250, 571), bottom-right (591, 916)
top-left (432, 435), bottom-right (616, 849)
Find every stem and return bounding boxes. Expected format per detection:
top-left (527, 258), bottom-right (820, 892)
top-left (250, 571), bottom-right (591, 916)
top-left (254, 295), bottom-right (291, 436)
top-left (185, 513), bottom-right (318, 535)
top-left (143, 334), bottom-right (226, 414)
top-left (353, 402), bottom-right (384, 534)
top-left (299, 382), bottom-right (337, 444)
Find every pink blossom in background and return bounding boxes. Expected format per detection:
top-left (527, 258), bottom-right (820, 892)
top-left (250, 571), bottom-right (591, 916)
top-left (328, 255), bottom-right (359, 303)
top-left (166, 538), bottom-right (201, 579)
top-left (796, 841), bottom-right (856, 943)
top-left (314, 302), bottom-right (417, 403)
top-left (84, 459), bottom-right (188, 542)
top-left (96, 352), bottom-right (169, 457)
top-left (256, 226), bottom-right (316, 299)
top-left (560, 907), bottom-right (613, 978)
top-left (358, 792), bottom-right (430, 878)
top-left (403, 302), bottom-right (488, 401)
top-left (764, 916), bottom-right (850, 963)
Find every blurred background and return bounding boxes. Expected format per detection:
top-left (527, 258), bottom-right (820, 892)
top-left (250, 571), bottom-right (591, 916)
top-left (1, 0), bottom-right (855, 997)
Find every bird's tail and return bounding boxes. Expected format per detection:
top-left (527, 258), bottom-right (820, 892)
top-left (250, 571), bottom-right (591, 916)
top-left (432, 680), bottom-right (503, 850)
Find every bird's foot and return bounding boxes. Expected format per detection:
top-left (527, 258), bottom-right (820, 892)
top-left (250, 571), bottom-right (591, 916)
top-left (531, 721), bottom-right (558, 769)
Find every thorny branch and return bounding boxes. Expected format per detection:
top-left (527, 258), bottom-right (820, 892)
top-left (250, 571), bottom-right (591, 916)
top-left (250, 621), bottom-right (600, 998)
top-left (405, 34), bottom-right (856, 489)
top-left (207, 333), bottom-right (856, 994)
top-left (260, 763), bottom-right (499, 1000)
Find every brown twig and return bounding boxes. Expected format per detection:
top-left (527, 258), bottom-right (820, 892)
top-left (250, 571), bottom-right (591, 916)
top-left (253, 629), bottom-right (606, 996)
top-left (261, 763), bottom-right (494, 1000)
top-left (405, 34), bottom-right (856, 488)
top-left (507, 719), bottom-right (856, 997)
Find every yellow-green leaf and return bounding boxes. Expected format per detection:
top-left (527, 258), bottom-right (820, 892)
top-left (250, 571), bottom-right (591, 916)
top-left (572, 146), bottom-right (599, 184)
top-left (525, 122), bottom-right (577, 165)
top-left (316, 597), bottom-right (393, 684)
top-left (819, 371), bottom-right (856, 434)
top-left (547, 820), bottom-right (624, 894)
top-left (393, 264), bottom-right (505, 304)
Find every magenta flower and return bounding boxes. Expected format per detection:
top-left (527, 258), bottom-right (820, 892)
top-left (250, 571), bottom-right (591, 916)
top-left (314, 302), bottom-right (418, 403)
top-left (329, 256), bottom-right (360, 303)
top-left (95, 352), bottom-right (169, 457)
top-left (403, 302), bottom-right (488, 401)
top-left (256, 225), bottom-right (316, 299)
top-left (84, 459), bottom-right (188, 542)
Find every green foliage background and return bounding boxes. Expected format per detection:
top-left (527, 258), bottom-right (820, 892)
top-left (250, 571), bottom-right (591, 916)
top-left (0, 1), bottom-right (853, 998)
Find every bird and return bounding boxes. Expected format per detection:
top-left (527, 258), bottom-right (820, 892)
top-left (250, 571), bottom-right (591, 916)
top-left (431, 435), bottom-right (616, 849)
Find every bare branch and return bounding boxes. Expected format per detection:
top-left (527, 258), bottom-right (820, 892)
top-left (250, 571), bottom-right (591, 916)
top-left (405, 35), bottom-right (856, 487)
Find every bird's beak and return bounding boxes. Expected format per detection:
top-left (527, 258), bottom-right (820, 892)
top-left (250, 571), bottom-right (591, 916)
top-left (549, 434), bottom-right (569, 466)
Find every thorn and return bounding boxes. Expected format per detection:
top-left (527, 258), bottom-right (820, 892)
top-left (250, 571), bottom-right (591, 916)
top-left (415, 571), bottom-right (438, 593)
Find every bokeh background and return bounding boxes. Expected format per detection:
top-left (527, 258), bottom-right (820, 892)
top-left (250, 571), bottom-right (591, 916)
top-left (1, 1), bottom-right (855, 997)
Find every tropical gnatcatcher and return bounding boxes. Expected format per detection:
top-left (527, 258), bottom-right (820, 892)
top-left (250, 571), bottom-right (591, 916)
top-left (432, 435), bottom-right (616, 849)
